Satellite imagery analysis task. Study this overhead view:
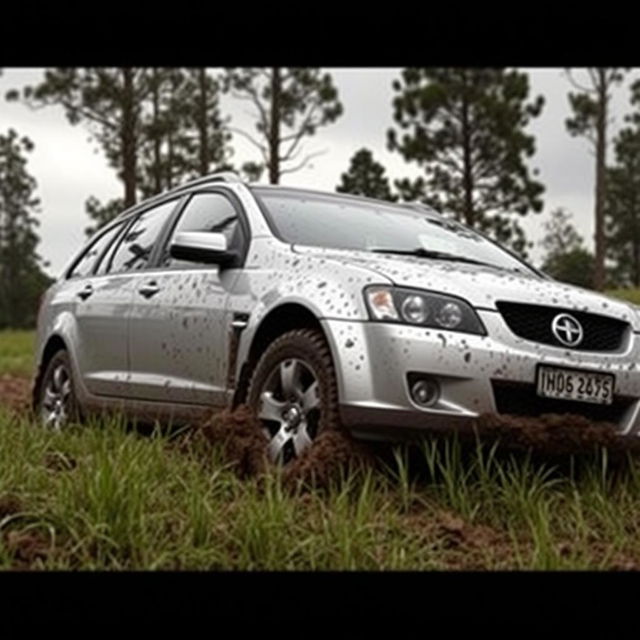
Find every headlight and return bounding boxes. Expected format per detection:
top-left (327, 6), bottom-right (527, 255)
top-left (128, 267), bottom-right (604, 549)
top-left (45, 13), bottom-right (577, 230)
top-left (364, 286), bottom-right (486, 335)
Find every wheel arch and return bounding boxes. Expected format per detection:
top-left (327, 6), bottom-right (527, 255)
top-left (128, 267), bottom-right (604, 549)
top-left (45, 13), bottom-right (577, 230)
top-left (232, 302), bottom-right (335, 407)
top-left (32, 334), bottom-right (68, 411)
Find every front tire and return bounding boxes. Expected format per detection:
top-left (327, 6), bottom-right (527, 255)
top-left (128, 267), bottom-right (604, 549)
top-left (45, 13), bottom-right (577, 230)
top-left (246, 328), bottom-right (340, 465)
top-left (37, 350), bottom-right (80, 430)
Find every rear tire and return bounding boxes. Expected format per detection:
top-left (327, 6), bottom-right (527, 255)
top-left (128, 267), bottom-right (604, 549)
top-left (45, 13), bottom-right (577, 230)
top-left (246, 328), bottom-right (340, 464)
top-left (36, 350), bottom-right (80, 430)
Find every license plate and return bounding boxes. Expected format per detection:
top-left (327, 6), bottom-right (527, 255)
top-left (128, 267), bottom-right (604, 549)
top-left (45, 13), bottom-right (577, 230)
top-left (536, 365), bottom-right (615, 405)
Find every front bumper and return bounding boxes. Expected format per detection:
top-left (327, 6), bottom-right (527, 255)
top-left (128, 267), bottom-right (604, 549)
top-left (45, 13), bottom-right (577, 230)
top-left (321, 311), bottom-right (640, 438)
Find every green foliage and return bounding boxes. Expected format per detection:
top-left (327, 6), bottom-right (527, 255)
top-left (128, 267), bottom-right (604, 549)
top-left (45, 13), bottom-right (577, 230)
top-left (543, 248), bottom-right (596, 289)
top-left (84, 196), bottom-right (123, 237)
top-left (605, 82), bottom-right (640, 287)
top-left (0, 330), bottom-right (34, 376)
top-left (0, 130), bottom-right (51, 329)
top-left (539, 208), bottom-right (595, 288)
top-left (225, 68), bottom-right (343, 184)
top-left (137, 68), bottom-right (232, 199)
top-left (8, 68), bottom-right (233, 232)
top-left (7, 68), bottom-right (147, 210)
top-left (565, 69), bottom-right (626, 142)
top-left (388, 68), bottom-right (545, 257)
top-left (336, 148), bottom-right (397, 201)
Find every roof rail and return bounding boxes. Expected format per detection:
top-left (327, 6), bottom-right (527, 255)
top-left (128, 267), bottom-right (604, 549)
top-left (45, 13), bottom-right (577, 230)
top-left (398, 201), bottom-right (440, 214)
top-left (171, 171), bottom-right (244, 193)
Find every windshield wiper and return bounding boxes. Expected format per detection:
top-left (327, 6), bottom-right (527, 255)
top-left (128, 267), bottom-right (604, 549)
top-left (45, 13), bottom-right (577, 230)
top-left (370, 247), bottom-right (495, 268)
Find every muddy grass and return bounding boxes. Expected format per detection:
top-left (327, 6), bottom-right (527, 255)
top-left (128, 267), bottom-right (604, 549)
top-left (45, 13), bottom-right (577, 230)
top-left (472, 412), bottom-right (640, 460)
top-left (199, 405), bottom-right (640, 487)
top-left (0, 374), bottom-right (30, 414)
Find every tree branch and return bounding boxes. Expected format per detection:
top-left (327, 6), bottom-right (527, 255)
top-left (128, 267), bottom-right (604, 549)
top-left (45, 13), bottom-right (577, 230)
top-left (280, 148), bottom-right (328, 176)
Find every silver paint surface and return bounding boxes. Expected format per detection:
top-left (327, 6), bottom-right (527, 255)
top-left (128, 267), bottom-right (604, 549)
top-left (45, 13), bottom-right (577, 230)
top-left (34, 179), bottom-right (640, 436)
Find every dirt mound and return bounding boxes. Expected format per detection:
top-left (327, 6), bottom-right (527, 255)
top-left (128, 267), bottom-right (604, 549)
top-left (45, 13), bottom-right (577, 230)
top-left (0, 375), bottom-right (30, 414)
top-left (470, 412), bottom-right (640, 458)
top-left (201, 405), bottom-right (269, 478)
top-left (200, 405), bottom-right (373, 487)
top-left (281, 429), bottom-right (374, 491)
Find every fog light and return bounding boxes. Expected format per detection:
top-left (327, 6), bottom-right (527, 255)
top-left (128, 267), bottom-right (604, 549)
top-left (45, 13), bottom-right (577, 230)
top-left (410, 378), bottom-right (440, 408)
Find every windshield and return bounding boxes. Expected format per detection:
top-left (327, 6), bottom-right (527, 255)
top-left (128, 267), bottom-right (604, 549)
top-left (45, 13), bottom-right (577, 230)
top-left (254, 189), bottom-right (536, 275)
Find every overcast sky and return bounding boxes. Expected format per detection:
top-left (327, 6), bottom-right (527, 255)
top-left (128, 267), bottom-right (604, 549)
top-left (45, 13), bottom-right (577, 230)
top-left (1, 67), bottom-right (638, 277)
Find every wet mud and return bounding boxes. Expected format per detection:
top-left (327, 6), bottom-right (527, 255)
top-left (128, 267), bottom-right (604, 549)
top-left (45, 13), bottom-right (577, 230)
top-left (200, 405), bottom-right (270, 478)
top-left (198, 405), bottom-right (640, 487)
top-left (470, 412), bottom-right (640, 459)
top-left (280, 428), bottom-right (374, 491)
top-left (199, 405), bottom-right (373, 489)
top-left (0, 375), bottom-right (30, 414)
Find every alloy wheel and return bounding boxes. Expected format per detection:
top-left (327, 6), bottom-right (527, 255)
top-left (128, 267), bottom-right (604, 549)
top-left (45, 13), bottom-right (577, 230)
top-left (257, 357), bottom-right (321, 464)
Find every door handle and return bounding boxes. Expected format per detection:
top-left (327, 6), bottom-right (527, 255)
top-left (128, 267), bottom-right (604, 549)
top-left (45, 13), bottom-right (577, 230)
top-left (76, 284), bottom-right (94, 301)
top-left (138, 281), bottom-right (161, 298)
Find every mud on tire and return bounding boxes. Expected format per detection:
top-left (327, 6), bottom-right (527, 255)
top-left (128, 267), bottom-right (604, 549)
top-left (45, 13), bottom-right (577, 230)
top-left (246, 328), bottom-right (341, 464)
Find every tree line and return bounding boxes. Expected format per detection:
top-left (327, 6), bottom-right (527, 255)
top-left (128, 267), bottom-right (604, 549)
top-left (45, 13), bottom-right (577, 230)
top-left (2, 67), bottom-right (640, 329)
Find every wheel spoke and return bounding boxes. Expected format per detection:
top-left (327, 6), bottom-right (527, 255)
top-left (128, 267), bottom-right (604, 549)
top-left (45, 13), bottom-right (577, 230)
top-left (52, 365), bottom-right (66, 392)
top-left (268, 427), bottom-right (293, 463)
top-left (279, 359), bottom-right (301, 399)
top-left (42, 387), bottom-right (57, 410)
top-left (43, 410), bottom-right (58, 428)
top-left (61, 379), bottom-right (72, 399)
top-left (301, 381), bottom-right (320, 412)
top-left (292, 424), bottom-right (313, 457)
top-left (259, 391), bottom-right (286, 423)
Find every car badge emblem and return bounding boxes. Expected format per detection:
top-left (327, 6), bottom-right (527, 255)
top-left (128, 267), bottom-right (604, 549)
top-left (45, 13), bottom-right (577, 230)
top-left (551, 313), bottom-right (583, 347)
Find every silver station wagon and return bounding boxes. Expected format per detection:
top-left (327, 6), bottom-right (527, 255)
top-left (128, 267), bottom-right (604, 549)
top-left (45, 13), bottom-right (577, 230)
top-left (33, 172), bottom-right (640, 463)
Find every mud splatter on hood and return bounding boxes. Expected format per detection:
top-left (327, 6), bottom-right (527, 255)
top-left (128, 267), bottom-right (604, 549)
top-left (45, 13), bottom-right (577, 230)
top-left (292, 245), bottom-right (639, 328)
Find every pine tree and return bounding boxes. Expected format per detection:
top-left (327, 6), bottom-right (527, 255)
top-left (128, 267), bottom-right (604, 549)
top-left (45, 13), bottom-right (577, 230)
top-left (388, 68), bottom-right (545, 257)
top-left (565, 68), bottom-right (626, 290)
top-left (539, 207), bottom-right (595, 288)
top-left (605, 92), bottom-right (640, 287)
top-left (7, 68), bottom-right (148, 209)
top-left (336, 148), bottom-right (397, 201)
top-left (225, 68), bottom-right (343, 184)
top-left (0, 129), bottom-right (51, 328)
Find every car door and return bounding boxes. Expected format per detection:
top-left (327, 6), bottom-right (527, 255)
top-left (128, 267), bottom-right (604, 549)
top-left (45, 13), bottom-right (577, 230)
top-left (126, 189), bottom-right (248, 406)
top-left (70, 218), bottom-right (136, 397)
top-left (80, 198), bottom-right (181, 398)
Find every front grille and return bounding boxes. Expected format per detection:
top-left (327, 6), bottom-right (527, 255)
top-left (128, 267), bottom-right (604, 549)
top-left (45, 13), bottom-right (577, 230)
top-left (496, 301), bottom-right (628, 351)
top-left (491, 380), bottom-right (633, 425)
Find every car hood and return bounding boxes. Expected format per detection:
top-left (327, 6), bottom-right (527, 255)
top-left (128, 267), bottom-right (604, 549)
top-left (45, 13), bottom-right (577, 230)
top-left (292, 245), bottom-right (639, 328)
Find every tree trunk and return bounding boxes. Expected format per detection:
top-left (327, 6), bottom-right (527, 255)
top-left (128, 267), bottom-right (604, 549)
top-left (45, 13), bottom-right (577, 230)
top-left (167, 132), bottom-right (174, 189)
top-left (197, 68), bottom-right (209, 176)
top-left (593, 69), bottom-right (607, 291)
top-left (268, 67), bottom-right (281, 184)
top-left (151, 68), bottom-right (162, 194)
top-left (121, 68), bottom-right (137, 208)
top-left (460, 73), bottom-right (474, 227)
top-left (632, 185), bottom-right (640, 288)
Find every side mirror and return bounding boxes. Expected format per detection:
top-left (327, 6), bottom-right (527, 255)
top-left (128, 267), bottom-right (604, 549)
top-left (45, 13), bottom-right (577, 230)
top-left (169, 231), bottom-right (238, 266)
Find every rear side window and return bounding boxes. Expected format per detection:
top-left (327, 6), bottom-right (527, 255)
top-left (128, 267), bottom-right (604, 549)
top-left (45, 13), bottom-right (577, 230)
top-left (160, 192), bottom-right (242, 267)
top-left (107, 200), bottom-right (177, 273)
top-left (67, 222), bottom-right (126, 279)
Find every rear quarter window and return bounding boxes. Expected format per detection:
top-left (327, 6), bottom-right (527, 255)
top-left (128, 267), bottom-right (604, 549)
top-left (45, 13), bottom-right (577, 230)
top-left (67, 221), bottom-right (126, 279)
